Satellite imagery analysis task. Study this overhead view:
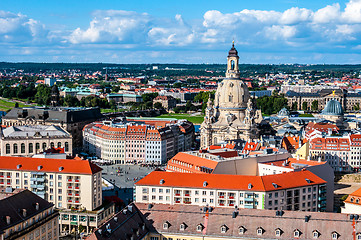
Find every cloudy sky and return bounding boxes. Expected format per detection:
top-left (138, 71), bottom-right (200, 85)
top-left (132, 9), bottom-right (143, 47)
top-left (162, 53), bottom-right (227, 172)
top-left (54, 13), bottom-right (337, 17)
top-left (1, 0), bottom-right (361, 64)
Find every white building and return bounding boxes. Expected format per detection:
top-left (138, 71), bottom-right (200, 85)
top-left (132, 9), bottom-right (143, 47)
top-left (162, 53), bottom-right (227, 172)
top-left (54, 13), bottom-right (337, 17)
top-left (0, 125), bottom-right (72, 157)
top-left (135, 171), bottom-right (328, 212)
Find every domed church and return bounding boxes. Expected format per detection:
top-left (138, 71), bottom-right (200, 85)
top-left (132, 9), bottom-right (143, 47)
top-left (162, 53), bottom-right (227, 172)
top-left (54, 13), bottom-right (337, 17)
top-left (200, 43), bottom-right (263, 149)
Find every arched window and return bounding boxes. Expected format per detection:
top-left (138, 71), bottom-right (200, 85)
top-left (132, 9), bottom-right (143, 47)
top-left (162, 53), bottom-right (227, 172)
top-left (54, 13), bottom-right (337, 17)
top-left (57, 142), bottom-right (61, 148)
top-left (35, 143), bottom-right (40, 151)
top-left (229, 95), bottom-right (233, 102)
top-left (21, 143), bottom-right (25, 154)
top-left (50, 142), bottom-right (54, 148)
top-left (29, 143), bottom-right (33, 153)
top-left (213, 137), bottom-right (217, 144)
top-left (231, 60), bottom-right (235, 70)
top-left (65, 142), bottom-right (69, 152)
top-left (42, 143), bottom-right (46, 150)
top-left (13, 144), bottom-right (18, 154)
top-left (5, 144), bottom-right (10, 154)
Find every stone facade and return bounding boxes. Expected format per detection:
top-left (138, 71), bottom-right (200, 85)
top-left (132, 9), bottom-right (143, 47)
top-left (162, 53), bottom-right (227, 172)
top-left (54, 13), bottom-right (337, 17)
top-left (286, 88), bottom-right (361, 111)
top-left (200, 43), bottom-right (262, 149)
top-left (0, 125), bottom-right (72, 157)
top-left (2, 107), bottom-right (104, 149)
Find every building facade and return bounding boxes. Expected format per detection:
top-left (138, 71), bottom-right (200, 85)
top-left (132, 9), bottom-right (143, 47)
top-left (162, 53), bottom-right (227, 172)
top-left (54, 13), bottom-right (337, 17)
top-left (2, 107), bottom-right (104, 149)
top-left (200, 43), bottom-right (262, 149)
top-left (83, 119), bottom-right (194, 164)
top-left (286, 88), bottom-right (361, 111)
top-left (0, 125), bottom-right (72, 157)
top-left (135, 171), bottom-right (327, 212)
top-left (153, 95), bottom-right (177, 110)
top-left (0, 188), bottom-right (59, 240)
top-left (309, 134), bottom-right (361, 172)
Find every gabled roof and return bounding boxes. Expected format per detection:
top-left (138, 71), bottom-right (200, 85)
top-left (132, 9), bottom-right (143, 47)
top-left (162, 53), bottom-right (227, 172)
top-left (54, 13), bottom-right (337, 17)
top-left (0, 156), bottom-right (102, 175)
top-left (135, 170), bottom-right (326, 192)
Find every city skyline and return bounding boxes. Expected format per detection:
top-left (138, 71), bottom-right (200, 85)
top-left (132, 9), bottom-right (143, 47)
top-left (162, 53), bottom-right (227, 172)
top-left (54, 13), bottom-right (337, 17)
top-left (1, 0), bottom-right (361, 64)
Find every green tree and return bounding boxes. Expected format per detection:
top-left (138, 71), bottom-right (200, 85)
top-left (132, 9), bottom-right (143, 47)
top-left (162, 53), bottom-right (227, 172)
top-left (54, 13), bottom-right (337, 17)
top-left (354, 103), bottom-right (360, 111)
top-left (142, 93), bottom-right (158, 102)
top-left (311, 100), bottom-right (319, 111)
top-left (64, 95), bottom-right (80, 107)
top-left (34, 84), bottom-right (51, 105)
top-left (154, 102), bottom-right (163, 109)
top-left (292, 102), bottom-right (298, 111)
top-left (14, 102), bottom-right (19, 108)
top-left (302, 102), bottom-right (308, 111)
top-left (109, 100), bottom-right (117, 111)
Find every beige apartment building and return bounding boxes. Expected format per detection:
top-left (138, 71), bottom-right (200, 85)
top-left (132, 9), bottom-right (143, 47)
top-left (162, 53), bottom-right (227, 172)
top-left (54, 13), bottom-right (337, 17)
top-left (135, 171), bottom-right (328, 212)
top-left (0, 188), bottom-right (59, 240)
top-left (0, 125), bottom-right (73, 157)
top-left (0, 156), bottom-right (113, 235)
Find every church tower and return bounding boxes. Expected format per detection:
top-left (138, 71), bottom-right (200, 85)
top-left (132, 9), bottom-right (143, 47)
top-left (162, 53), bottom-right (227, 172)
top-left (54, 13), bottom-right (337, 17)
top-left (226, 41), bottom-right (240, 79)
top-left (51, 85), bottom-right (60, 107)
top-left (200, 42), bottom-right (263, 149)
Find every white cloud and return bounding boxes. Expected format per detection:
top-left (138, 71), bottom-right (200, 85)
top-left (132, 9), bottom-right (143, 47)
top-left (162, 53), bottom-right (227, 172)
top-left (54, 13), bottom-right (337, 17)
top-left (313, 4), bottom-right (340, 23)
top-left (264, 25), bottom-right (297, 40)
top-left (279, 7), bottom-right (313, 25)
top-left (68, 10), bottom-right (151, 44)
top-left (0, 11), bottom-right (46, 42)
top-left (342, 0), bottom-right (361, 23)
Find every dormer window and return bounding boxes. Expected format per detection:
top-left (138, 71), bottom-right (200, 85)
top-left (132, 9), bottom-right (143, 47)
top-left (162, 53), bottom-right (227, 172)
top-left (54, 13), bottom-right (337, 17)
top-left (357, 199), bottom-right (360, 204)
top-left (332, 231), bottom-right (339, 239)
top-left (313, 230), bottom-right (320, 239)
top-left (294, 229), bottom-right (301, 238)
top-left (220, 225), bottom-right (228, 233)
top-left (248, 183), bottom-right (253, 190)
top-left (356, 232), bottom-right (361, 240)
top-left (275, 228), bottom-right (282, 237)
top-left (351, 198), bottom-right (354, 202)
top-left (163, 221), bottom-right (170, 230)
top-left (239, 226), bottom-right (246, 235)
top-left (180, 223), bottom-right (187, 231)
top-left (257, 227), bottom-right (264, 235)
top-left (196, 224), bottom-right (204, 232)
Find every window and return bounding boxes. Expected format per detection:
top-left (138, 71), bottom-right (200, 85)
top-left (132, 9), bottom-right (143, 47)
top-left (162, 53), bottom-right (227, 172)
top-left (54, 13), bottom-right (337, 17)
top-left (332, 232), bottom-right (339, 239)
top-left (163, 222), bottom-right (169, 229)
top-left (197, 224), bottom-right (203, 232)
top-left (29, 143), bottom-right (33, 153)
top-left (58, 175), bottom-right (62, 180)
top-left (58, 196), bottom-right (62, 201)
top-left (195, 190), bottom-right (199, 195)
top-left (220, 225), bottom-right (227, 233)
top-left (313, 231), bottom-right (320, 239)
top-left (202, 191), bottom-right (206, 195)
top-left (275, 228), bottom-right (282, 237)
top-left (13, 144), bottom-right (18, 154)
top-left (239, 226), bottom-right (246, 235)
top-left (5, 144), bottom-right (10, 154)
top-left (20, 143), bottom-right (25, 153)
top-left (58, 182), bottom-right (62, 187)
top-left (202, 198), bottom-right (206, 203)
top-left (35, 143), bottom-right (40, 151)
top-left (294, 230), bottom-right (301, 238)
top-left (57, 142), bottom-right (61, 148)
top-left (257, 228), bottom-right (263, 235)
top-left (42, 143), bottom-right (46, 150)
top-left (65, 142), bottom-right (69, 152)
top-left (180, 223), bottom-right (186, 231)
top-left (50, 142), bottom-right (54, 148)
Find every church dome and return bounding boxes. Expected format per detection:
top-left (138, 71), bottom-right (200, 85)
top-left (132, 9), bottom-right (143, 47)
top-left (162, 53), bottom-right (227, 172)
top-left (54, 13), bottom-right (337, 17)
top-left (322, 99), bottom-right (344, 116)
top-left (228, 42), bottom-right (238, 57)
top-left (215, 80), bottom-right (250, 109)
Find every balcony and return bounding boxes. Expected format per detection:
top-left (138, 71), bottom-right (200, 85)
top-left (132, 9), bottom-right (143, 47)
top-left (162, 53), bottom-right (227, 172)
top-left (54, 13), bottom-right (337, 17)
top-left (229, 196), bottom-right (234, 199)
top-left (67, 186), bottom-right (73, 190)
top-left (6, 176), bottom-right (11, 178)
top-left (219, 203), bottom-right (225, 206)
top-left (229, 204), bottom-right (234, 206)
top-left (75, 193), bottom-right (80, 197)
top-left (74, 201), bottom-right (81, 204)
top-left (75, 179), bottom-right (80, 183)
top-left (218, 195), bottom-right (225, 199)
top-left (74, 187), bottom-right (80, 191)
top-left (244, 204), bottom-right (254, 209)
top-left (30, 177), bottom-right (45, 182)
top-left (68, 193), bottom-right (73, 196)
top-left (175, 193), bottom-right (180, 196)
top-left (244, 197), bottom-right (254, 201)
top-left (67, 179), bottom-right (73, 182)
top-left (175, 201), bottom-right (180, 203)
top-left (68, 200), bottom-right (73, 203)
top-left (184, 193), bottom-right (190, 197)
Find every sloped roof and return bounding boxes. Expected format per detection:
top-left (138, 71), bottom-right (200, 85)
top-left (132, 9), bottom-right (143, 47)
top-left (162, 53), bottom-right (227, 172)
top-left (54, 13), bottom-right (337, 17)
top-left (135, 170), bottom-right (326, 192)
top-left (0, 156), bottom-right (102, 175)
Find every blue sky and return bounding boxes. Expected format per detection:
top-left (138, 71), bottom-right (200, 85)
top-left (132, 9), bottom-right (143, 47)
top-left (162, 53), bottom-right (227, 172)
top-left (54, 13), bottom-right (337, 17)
top-left (1, 0), bottom-right (361, 64)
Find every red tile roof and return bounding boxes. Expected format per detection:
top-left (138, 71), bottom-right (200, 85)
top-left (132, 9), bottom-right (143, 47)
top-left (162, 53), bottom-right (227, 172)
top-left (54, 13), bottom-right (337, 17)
top-left (0, 156), bottom-right (102, 175)
top-left (344, 187), bottom-right (361, 205)
top-left (136, 170), bottom-right (326, 192)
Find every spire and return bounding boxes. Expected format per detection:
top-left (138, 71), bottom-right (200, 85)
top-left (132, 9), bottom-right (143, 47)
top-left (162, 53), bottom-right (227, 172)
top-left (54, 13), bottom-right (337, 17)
top-left (228, 41), bottom-right (238, 57)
